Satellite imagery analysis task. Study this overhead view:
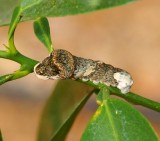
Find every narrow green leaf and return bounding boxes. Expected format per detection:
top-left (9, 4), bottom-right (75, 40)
top-left (37, 80), bottom-right (94, 141)
top-left (0, 0), bottom-right (20, 26)
top-left (51, 85), bottom-right (94, 141)
top-left (81, 98), bottom-right (159, 141)
top-left (0, 0), bottom-right (136, 26)
top-left (0, 130), bottom-right (3, 141)
top-left (34, 17), bottom-right (53, 53)
top-left (8, 6), bottom-right (22, 39)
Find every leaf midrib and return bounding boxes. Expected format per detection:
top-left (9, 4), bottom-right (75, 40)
top-left (104, 101), bottom-right (119, 141)
top-left (21, 0), bottom-right (41, 12)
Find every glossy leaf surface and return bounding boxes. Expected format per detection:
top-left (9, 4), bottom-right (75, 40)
top-left (0, 0), bottom-right (136, 26)
top-left (34, 17), bottom-right (53, 53)
top-left (81, 98), bottom-right (159, 141)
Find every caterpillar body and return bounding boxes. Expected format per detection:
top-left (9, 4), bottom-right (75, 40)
top-left (34, 49), bottom-right (133, 94)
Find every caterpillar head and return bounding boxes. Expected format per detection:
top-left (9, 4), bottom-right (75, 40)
top-left (34, 49), bottom-right (74, 80)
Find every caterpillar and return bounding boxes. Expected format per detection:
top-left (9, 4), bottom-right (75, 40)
top-left (34, 49), bottom-right (133, 94)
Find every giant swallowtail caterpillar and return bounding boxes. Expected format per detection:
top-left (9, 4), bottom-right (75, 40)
top-left (34, 49), bottom-right (133, 94)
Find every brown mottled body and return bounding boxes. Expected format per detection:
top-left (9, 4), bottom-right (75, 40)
top-left (34, 49), bottom-right (133, 93)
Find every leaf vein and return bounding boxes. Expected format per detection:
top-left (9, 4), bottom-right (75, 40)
top-left (104, 101), bottom-right (119, 141)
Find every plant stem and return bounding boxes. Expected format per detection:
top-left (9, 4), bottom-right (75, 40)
top-left (80, 80), bottom-right (160, 112)
top-left (110, 87), bottom-right (160, 112)
top-left (0, 50), bottom-right (38, 85)
top-left (0, 50), bottom-right (10, 58)
top-left (0, 70), bottom-right (29, 85)
top-left (0, 50), bottom-right (38, 68)
top-left (0, 6), bottom-right (39, 85)
top-left (8, 35), bottom-right (18, 54)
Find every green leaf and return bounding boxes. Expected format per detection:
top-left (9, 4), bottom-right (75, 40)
top-left (81, 98), bottom-right (159, 141)
top-left (51, 84), bottom-right (94, 141)
top-left (0, 0), bottom-right (20, 26)
top-left (34, 17), bottom-right (53, 53)
top-left (20, 0), bottom-right (136, 18)
top-left (0, 130), bottom-right (3, 141)
top-left (8, 6), bottom-right (22, 40)
top-left (37, 80), bottom-right (94, 141)
top-left (0, 0), bottom-right (136, 26)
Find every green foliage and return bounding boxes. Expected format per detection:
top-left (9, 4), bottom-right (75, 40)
top-left (81, 98), bottom-right (159, 141)
top-left (0, 0), bottom-right (20, 26)
top-left (20, 0), bottom-right (136, 18)
top-left (0, 130), bottom-right (2, 141)
top-left (37, 80), bottom-right (94, 141)
top-left (8, 6), bottom-right (22, 40)
top-left (0, 49), bottom-right (38, 85)
top-left (109, 86), bottom-right (160, 112)
top-left (34, 17), bottom-right (53, 53)
top-left (96, 87), bottom-right (110, 105)
top-left (0, 0), bottom-right (136, 26)
top-left (0, 1), bottom-right (160, 141)
top-left (84, 81), bottom-right (160, 112)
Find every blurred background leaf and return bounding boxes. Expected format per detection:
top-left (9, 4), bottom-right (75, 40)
top-left (50, 84), bottom-right (94, 141)
top-left (0, 130), bottom-right (2, 141)
top-left (0, 0), bottom-right (20, 26)
top-left (0, 0), bottom-right (136, 26)
top-left (37, 80), bottom-right (93, 141)
top-left (81, 98), bottom-right (159, 141)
